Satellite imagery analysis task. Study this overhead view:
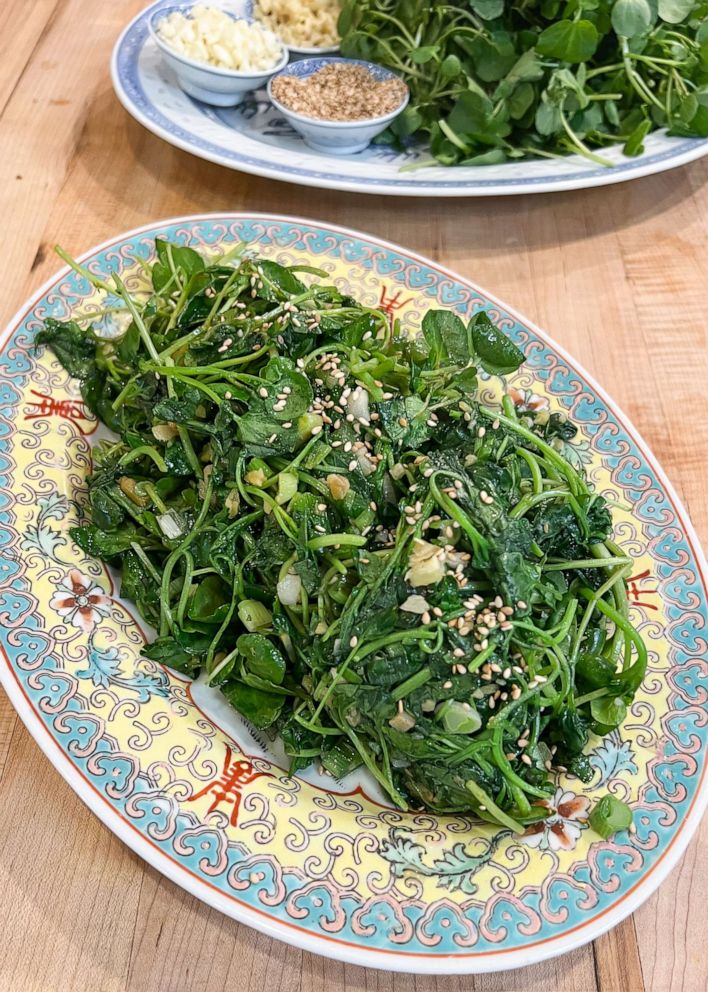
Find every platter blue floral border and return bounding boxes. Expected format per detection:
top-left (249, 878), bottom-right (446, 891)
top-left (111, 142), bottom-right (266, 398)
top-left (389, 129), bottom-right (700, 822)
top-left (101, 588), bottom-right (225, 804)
top-left (0, 217), bottom-right (706, 962)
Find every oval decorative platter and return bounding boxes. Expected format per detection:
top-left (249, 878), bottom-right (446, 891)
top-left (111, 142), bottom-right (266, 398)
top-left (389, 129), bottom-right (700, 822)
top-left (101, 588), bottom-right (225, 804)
top-left (0, 214), bottom-right (706, 974)
top-left (111, 1), bottom-right (708, 198)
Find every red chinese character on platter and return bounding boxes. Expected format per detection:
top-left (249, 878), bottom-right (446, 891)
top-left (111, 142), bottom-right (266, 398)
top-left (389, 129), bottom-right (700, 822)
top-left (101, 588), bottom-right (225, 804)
top-left (24, 390), bottom-right (94, 435)
top-left (187, 744), bottom-right (271, 826)
top-left (378, 285), bottom-right (413, 327)
top-left (626, 569), bottom-right (659, 611)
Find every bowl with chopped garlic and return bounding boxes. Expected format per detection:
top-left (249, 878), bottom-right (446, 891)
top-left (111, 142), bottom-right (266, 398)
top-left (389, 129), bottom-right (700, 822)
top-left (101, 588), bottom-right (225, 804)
top-left (149, 3), bottom-right (288, 106)
top-left (267, 57), bottom-right (409, 155)
top-left (254, 0), bottom-right (340, 55)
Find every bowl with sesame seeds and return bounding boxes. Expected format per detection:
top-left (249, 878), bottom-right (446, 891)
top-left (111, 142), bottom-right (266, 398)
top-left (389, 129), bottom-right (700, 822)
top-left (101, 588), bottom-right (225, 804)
top-left (4, 215), bottom-right (706, 974)
top-left (267, 57), bottom-right (409, 154)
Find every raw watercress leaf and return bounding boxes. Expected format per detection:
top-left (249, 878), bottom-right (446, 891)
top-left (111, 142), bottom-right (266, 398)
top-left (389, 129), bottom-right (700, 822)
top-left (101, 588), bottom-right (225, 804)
top-left (536, 19), bottom-right (599, 63)
top-left (611, 0), bottom-right (654, 38)
top-left (658, 0), bottom-right (694, 23)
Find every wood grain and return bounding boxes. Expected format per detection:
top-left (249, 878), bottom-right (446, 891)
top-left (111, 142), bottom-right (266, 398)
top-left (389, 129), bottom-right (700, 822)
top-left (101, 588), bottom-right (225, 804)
top-left (0, 1), bottom-right (706, 990)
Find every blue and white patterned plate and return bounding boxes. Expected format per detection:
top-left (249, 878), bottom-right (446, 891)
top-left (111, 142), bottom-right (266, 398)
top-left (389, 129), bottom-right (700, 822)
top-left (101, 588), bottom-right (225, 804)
top-left (111, 1), bottom-right (708, 197)
top-left (0, 213), bottom-right (706, 974)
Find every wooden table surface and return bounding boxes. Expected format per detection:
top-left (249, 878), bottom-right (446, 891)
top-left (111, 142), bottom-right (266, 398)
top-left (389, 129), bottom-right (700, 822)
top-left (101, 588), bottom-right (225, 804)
top-left (1, 2), bottom-right (706, 990)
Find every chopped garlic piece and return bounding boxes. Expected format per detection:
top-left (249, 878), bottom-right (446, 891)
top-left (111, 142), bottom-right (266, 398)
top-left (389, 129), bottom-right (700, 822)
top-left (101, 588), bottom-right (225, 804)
top-left (405, 539), bottom-right (447, 587)
top-left (157, 5), bottom-right (283, 72)
top-left (400, 595), bottom-right (430, 615)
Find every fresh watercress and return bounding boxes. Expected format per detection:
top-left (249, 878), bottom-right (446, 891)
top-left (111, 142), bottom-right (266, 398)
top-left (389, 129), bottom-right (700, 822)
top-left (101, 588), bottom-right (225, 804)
top-left (38, 239), bottom-right (647, 831)
top-left (338, 0), bottom-right (708, 167)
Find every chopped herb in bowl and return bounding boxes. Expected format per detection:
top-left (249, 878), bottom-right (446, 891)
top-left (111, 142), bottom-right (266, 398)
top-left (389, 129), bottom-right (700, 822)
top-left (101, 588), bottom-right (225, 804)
top-left (37, 239), bottom-right (646, 831)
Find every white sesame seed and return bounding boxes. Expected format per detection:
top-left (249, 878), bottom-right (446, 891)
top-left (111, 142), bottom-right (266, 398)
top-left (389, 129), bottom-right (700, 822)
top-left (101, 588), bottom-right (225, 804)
top-left (521, 754), bottom-right (532, 766)
top-left (258, 387), bottom-right (268, 398)
top-left (349, 636), bottom-right (358, 648)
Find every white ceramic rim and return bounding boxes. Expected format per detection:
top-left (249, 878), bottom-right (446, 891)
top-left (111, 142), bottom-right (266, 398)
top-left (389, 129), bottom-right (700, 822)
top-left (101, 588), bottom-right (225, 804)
top-left (1, 213), bottom-right (706, 974)
top-left (287, 43), bottom-right (340, 55)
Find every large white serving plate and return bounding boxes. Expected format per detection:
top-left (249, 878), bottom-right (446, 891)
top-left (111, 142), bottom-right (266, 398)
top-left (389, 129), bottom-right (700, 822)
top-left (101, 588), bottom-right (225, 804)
top-left (111, 2), bottom-right (708, 197)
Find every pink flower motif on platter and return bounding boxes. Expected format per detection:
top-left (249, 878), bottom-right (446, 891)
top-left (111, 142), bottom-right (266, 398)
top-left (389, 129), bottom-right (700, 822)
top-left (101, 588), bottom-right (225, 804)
top-left (49, 569), bottom-right (111, 632)
top-left (521, 788), bottom-right (590, 852)
top-left (508, 387), bottom-right (549, 414)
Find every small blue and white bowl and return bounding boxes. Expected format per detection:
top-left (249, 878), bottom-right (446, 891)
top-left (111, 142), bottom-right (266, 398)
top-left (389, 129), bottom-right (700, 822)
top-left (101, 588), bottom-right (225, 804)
top-left (149, 4), bottom-right (289, 107)
top-left (267, 57), bottom-right (409, 155)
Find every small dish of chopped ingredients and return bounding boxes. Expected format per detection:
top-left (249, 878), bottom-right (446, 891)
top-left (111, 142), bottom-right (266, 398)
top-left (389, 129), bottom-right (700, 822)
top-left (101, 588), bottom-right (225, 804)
top-left (149, 3), bottom-right (288, 106)
top-left (268, 57), bottom-right (409, 154)
top-left (254, 0), bottom-right (340, 55)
